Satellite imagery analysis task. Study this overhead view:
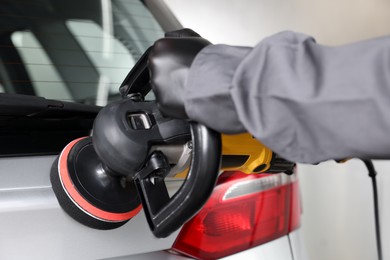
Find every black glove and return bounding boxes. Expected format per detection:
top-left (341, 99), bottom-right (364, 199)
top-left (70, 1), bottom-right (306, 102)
top-left (148, 29), bottom-right (211, 118)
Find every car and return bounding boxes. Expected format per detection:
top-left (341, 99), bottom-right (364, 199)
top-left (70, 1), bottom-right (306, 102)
top-left (0, 0), bottom-right (308, 259)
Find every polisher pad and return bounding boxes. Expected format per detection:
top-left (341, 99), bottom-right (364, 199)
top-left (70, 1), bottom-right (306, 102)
top-left (50, 137), bottom-right (142, 230)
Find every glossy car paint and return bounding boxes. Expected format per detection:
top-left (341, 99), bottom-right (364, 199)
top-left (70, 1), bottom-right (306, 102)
top-left (0, 155), bottom-right (304, 259)
top-left (0, 156), bottom-right (179, 259)
top-left (108, 233), bottom-right (304, 260)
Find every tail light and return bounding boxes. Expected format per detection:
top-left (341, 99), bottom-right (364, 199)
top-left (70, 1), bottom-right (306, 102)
top-left (171, 171), bottom-right (301, 259)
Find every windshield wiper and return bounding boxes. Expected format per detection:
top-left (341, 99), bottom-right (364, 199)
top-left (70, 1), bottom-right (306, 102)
top-left (0, 94), bottom-right (102, 156)
top-left (0, 93), bottom-right (101, 118)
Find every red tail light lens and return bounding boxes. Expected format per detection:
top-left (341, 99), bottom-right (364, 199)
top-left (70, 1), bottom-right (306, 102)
top-left (172, 171), bottom-right (300, 259)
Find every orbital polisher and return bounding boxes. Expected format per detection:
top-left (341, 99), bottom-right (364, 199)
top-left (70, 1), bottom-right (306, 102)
top-left (50, 46), bottom-right (294, 238)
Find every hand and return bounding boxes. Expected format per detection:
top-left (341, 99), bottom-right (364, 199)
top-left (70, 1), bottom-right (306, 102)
top-left (148, 29), bottom-right (211, 118)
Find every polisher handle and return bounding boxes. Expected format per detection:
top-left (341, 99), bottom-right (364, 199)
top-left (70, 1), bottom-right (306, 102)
top-left (135, 123), bottom-right (221, 238)
top-left (118, 35), bottom-right (222, 238)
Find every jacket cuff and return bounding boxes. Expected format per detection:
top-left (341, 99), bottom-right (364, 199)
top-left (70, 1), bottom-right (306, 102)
top-left (184, 44), bottom-right (251, 133)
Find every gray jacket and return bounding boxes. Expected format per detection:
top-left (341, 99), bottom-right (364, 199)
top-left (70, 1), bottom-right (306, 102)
top-left (184, 31), bottom-right (390, 163)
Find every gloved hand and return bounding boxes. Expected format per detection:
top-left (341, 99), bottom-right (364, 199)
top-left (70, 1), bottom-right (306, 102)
top-left (148, 29), bottom-right (211, 118)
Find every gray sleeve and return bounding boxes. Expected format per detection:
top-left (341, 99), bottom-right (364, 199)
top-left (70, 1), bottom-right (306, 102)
top-left (184, 31), bottom-right (390, 163)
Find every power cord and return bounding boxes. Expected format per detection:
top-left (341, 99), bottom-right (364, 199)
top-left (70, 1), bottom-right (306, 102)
top-left (362, 159), bottom-right (382, 260)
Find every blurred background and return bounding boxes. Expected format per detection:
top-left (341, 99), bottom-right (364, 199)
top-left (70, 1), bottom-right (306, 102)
top-left (163, 0), bottom-right (390, 259)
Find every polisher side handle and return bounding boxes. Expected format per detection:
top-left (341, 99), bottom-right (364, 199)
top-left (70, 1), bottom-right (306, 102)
top-left (135, 123), bottom-right (221, 238)
top-left (118, 34), bottom-right (222, 238)
top-left (119, 47), bottom-right (152, 98)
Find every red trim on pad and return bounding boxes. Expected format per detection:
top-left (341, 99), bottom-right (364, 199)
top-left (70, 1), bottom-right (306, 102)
top-left (58, 137), bottom-right (142, 222)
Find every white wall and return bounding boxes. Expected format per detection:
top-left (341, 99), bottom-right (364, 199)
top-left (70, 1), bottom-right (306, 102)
top-left (163, 1), bottom-right (390, 259)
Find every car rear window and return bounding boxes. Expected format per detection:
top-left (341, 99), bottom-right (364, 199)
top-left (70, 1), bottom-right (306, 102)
top-left (0, 0), bottom-right (164, 105)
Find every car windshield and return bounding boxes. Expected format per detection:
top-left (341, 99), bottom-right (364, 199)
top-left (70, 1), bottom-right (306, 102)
top-left (0, 0), bottom-right (164, 106)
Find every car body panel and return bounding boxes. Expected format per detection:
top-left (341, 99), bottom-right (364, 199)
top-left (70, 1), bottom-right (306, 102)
top-left (146, 231), bottom-right (307, 260)
top-left (289, 229), bottom-right (310, 260)
top-left (0, 156), bottom-right (179, 260)
top-left (0, 155), bottom-right (303, 260)
top-left (102, 235), bottom-right (297, 260)
top-left (220, 236), bottom-right (293, 260)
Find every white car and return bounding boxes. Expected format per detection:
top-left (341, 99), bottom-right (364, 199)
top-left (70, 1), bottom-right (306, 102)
top-left (0, 0), bottom-right (308, 259)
